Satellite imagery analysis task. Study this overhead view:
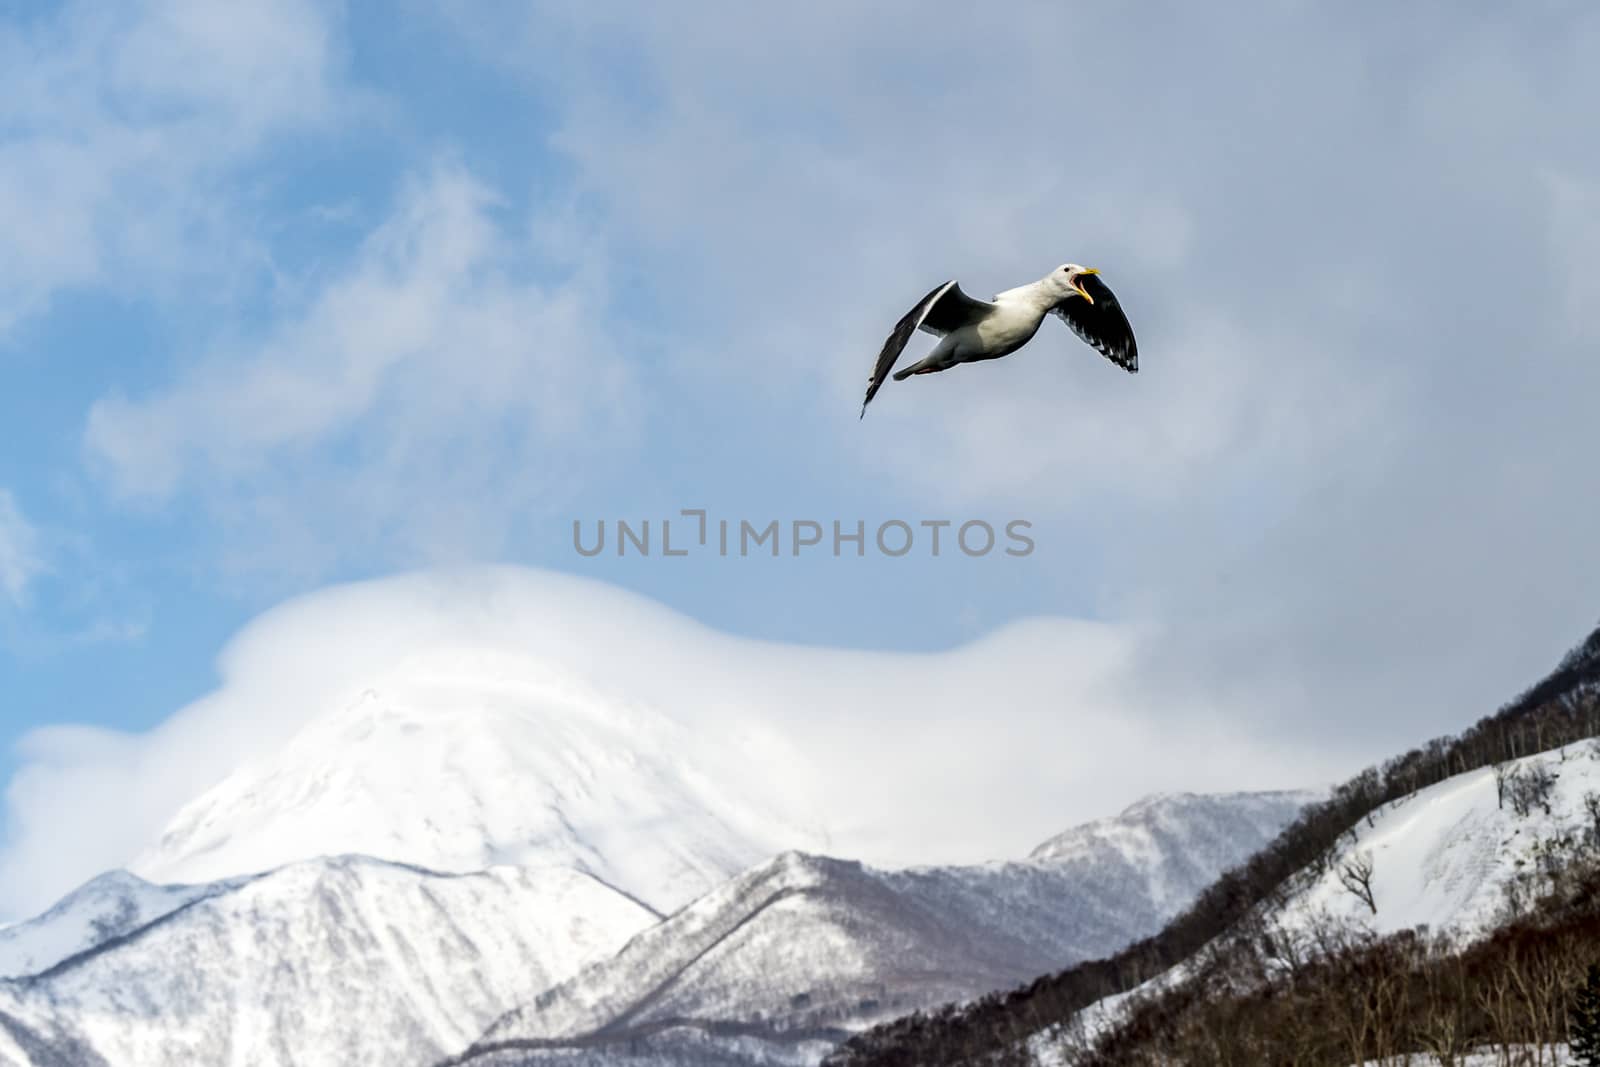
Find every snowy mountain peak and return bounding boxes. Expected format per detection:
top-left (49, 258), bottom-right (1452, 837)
top-left (0, 784), bottom-right (1314, 1067)
top-left (0, 853), bottom-right (658, 1067)
top-left (133, 647), bottom-right (818, 912)
top-left (1027, 789), bottom-right (1318, 915)
top-left (0, 870), bottom-right (229, 980)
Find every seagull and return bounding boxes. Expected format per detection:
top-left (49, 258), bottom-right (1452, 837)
top-left (860, 264), bottom-right (1137, 416)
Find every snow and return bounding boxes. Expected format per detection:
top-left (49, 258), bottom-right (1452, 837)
top-left (471, 850), bottom-right (996, 1051)
top-left (1272, 745), bottom-right (1600, 943)
top-left (0, 856), bottom-right (656, 1067)
top-left (0, 772), bottom-right (1309, 1067)
top-left (1348, 1049), bottom-right (1570, 1066)
top-left (459, 794), bottom-right (1312, 1066)
top-left (1029, 789), bottom-right (1321, 915)
top-left (0, 569), bottom-right (1320, 1066)
top-left (134, 647), bottom-right (820, 913)
top-left (128, 643), bottom-right (1312, 930)
top-left (0, 870), bottom-right (233, 979)
top-left (1031, 743), bottom-right (1600, 1066)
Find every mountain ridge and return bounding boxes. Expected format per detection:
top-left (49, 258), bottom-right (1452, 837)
top-left (826, 616), bottom-right (1600, 1066)
top-left (133, 649), bottom-right (822, 913)
top-left (0, 791), bottom-right (1310, 1067)
top-left (0, 854), bottom-right (659, 1067)
top-left (443, 793), bottom-right (1312, 1067)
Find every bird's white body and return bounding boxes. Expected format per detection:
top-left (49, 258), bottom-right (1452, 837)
top-left (920, 274), bottom-right (1079, 371)
top-left (968, 284), bottom-right (1057, 354)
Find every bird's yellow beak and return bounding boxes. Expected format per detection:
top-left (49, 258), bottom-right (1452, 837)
top-left (1073, 267), bottom-right (1099, 303)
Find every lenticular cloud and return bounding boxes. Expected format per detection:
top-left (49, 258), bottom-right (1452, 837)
top-left (0, 565), bottom-right (1328, 920)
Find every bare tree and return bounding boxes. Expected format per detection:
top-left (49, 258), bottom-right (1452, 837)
top-left (1508, 764), bottom-right (1558, 817)
top-left (1476, 959), bottom-right (1519, 1064)
top-left (1419, 935), bottom-right (1470, 1067)
top-left (1338, 850), bottom-right (1378, 915)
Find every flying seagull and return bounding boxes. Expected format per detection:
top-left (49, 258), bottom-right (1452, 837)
top-left (861, 264), bottom-right (1137, 416)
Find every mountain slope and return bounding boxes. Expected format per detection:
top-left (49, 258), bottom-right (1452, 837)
top-left (446, 792), bottom-right (1311, 1067)
top-left (1268, 745), bottom-right (1600, 942)
top-left (1030, 742), bottom-right (1600, 1064)
top-left (1027, 790), bottom-right (1320, 919)
top-left (1053, 742), bottom-right (1600, 1066)
top-left (828, 617), bottom-right (1600, 1067)
top-left (0, 857), bottom-right (656, 1067)
top-left (136, 648), bottom-right (819, 913)
top-left (0, 871), bottom-right (233, 980)
top-left (0, 791), bottom-right (1308, 1067)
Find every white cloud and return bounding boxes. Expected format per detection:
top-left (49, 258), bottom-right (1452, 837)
top-left (0, 566), bottom-right (1348, 920)
top-left (84, 163), bottom-right (637, 571)
top-left (0, 0), bottom-right (344, 333)
top-left (432, 1), bottom-right (1405, 513)
top-left (0, 490), bottom-right (44, 605)
top-left (426, 0), bottom-right (1600, 756)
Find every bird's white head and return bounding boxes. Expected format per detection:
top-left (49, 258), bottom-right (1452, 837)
top-left (1049, 263), bottom-right (1099, 304)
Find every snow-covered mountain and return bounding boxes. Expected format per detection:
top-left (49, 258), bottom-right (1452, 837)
top-left (1028, 742), bottom-right (1600, 1065)
top-left (1267, 744), bottom-right (1600, 942)
top-left (0, 857), bottom-right (656, 1067)
top-left (0, 581), bottom-right (1317, 1067)
top-left (134, 648), bottom-right (821, 914)
top-left (445, 792), bottom-right (1311, 1067)
top-left (1028, 790), bottom-right (1321, 920)
top-left (0, 791), bottom-right (1308, 1067)
top-left (0, 871), bottom-right (235, 981)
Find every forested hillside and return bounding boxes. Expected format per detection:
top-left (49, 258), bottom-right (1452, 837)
top-left (827, 619), bottom-right (1600, 1066)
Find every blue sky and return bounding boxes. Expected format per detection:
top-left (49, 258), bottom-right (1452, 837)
top-left (5, 0), bottom-right (1600, 888)
top-left (0, 1), bottom-right (1111, 763)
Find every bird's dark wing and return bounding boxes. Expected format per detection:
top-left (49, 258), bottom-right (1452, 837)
top-left (917, 282), bottom-right (991, 337)
top-left (862, 281), bottom-right (992, 416)
top-left (1050, 273), bottom-right (1138, 373)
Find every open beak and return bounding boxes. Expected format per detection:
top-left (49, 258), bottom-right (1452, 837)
top-left (1073, 267), bottom-right (1099, 303)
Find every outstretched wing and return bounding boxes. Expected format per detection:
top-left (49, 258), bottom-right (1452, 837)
top-left (1051, 273), bottom-right (1138, 373)
top-left (862, 281), bottom-right (993, 415)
